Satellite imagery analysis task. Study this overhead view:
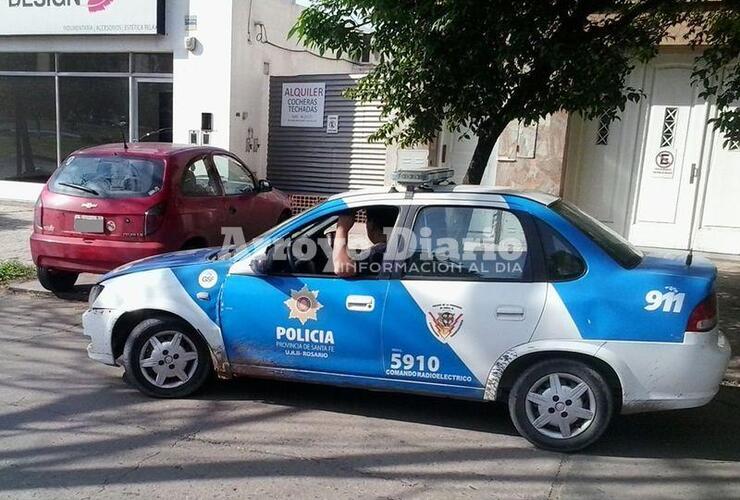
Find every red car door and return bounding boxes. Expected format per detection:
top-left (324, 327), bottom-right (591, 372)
top-left (210, 153), bottom-right (274, 242)
top-left (175, 155), bottom-right (227, 248)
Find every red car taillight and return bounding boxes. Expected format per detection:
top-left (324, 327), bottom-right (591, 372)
top-left (686, 292), bottom-right (718, 332)
top-left (34, 196), bottom-right (43, 231)
top-left (144, 202), bottom-right (166, 236)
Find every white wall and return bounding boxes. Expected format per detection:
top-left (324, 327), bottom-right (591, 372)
top-left (171, 0), bottom-right (233, 148)
top-left (228, 0), bottom-right (361, 178)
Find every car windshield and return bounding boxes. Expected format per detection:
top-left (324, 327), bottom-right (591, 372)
top-left (551, 199), bottom-right (643, 269)
top-left (49, 155), bottom-right (165, 199)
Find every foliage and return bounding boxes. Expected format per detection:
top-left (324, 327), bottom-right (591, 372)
top-left (0, 260), bottom-right (35, 285)
top-left (291, 1), bottom-right (739, 183)
top-left (687, 2), bottom-right (740, 147)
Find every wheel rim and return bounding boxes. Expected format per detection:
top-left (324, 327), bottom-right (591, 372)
top-left (524, 372), bottom-right (596, 440)
top-left (138, 330), bottom-right (199, 389)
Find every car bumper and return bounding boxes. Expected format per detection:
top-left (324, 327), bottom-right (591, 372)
top-left (31, 233), bottom-right (167, 274)
top-left (82, 307), bottom-right (120, 366)
top-left (598, 328), bottom-right (732, 414)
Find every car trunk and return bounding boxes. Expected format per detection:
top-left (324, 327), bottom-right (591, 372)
top-left (637, 251), bottom-right (717, 283)
top-left (39, 192), bottom-right (163, 242)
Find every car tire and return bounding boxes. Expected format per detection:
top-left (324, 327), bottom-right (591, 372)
top-left (37, 266), bottom-right (78, 293)
top-left (508, 358), bottom-right (614, 452)
top-left (122, 317), bottom-right (212, 398)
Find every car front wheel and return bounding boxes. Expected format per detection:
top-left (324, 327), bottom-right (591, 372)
top-left (508, 359), bottom-right (614, 452)
top-left (122, 317), bottom-right (212, 398)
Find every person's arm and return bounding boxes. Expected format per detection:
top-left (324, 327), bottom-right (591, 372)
top-left (333, 214), bottom-right (357, 277)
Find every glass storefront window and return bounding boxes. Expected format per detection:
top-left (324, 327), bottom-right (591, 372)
top-left (0, 53), bottom-right (55, 72)
top-left (137, 82), bottom-right (173, 142)
top-left (58, 53), bottom-right (129, 73)
top-left (0, 76), bottom-right (57, 182)
top-left (133, 53), bottom-right (173, 74)
top-left (59, 77), bottom-right (129, 159)
top-left (0, 52), bottom-right (173, 182)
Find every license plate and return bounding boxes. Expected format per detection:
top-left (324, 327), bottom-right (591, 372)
top-left (74, 215), bottom-right (104, 233)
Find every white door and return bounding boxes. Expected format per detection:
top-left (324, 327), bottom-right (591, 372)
top-left (694, 106), bottom-right (740, 253)
top-left (437, 127), bottom-right (499, 185)
top-left (629, 66), bottom-right (708, 250)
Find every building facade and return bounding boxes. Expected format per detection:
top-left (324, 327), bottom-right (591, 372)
top-left (564, 49), bottom-right (740, 255)
top-left (0, 0), bottom-right (361, 201)
top-left (1, 2), bottom-right (736, 255)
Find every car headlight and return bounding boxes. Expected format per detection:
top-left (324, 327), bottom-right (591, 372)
top-left (88, 284), bottom-right (105, 308)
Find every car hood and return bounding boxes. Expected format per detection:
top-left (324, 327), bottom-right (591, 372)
top-left (636, 250), bottom-right (717, 281)
top-left (101, 247), bottom-right (220, 282)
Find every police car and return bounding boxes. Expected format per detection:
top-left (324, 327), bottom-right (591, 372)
top-left (83, 168), bottom-right (731, 451)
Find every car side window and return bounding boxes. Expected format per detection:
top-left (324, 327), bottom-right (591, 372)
top-left (181, 158), bottom-right (220, 197)
top-left (212, 155), bottom-right (255, 195)
top-left (268, 206), bottom-right (399, 278)
top-left (403, 206), bottom-right (530, 281)
top-left (536, 219), bottom-right (586, 281)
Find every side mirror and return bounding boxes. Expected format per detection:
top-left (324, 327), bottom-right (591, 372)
top-left (229, 245), bottom-right (273, 276)
top-left (250, 250), bottom-right (272, 274)
top-left (258, 179), bottom-right (272, 192)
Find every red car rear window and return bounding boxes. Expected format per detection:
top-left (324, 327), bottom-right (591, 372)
top-left (49, 155), bottom-right (165, 199)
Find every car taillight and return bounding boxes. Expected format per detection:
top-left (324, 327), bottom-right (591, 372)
top-left (686, 292), bottom-right (718, 332)
top-left (34, 196), bottom-right (43, 231)
top-left (144, 202), bottom-right (166, 236)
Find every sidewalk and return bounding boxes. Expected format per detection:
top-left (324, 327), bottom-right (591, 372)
top-left (0, 200), bottom-right (35, 265)
top-left (1, 198), bottom-right (737, 382)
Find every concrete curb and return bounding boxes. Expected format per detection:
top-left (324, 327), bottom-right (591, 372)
top-left (6, 275), bottom-right (99, 301)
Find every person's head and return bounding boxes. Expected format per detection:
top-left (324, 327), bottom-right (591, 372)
top-left (365, 206), bottom-right (397, 244)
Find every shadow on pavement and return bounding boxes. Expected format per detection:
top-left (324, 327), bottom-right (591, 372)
top-left (196, 376), bottom-right (740, 462)
top-left (198, 375), bottom-right (519, 437)
top-left (51, 283), bottom-right (94, 302)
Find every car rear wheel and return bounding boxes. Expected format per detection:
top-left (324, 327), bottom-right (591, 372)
top-left (122, 317), bottom-right (212, 398)
top-left (508, 359), bottom-right (614, 452)
top-left (37, 266), bottom-right (78, 293)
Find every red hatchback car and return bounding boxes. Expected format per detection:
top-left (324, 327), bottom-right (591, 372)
top-left (31, 143), bottom-right (292, 292)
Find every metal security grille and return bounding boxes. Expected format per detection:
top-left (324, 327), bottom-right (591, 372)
top-left (267, 74), bottom-right (387, 194)
top-left (595, 112), bottom-right (610, 146)
top-left (660, 107), bottom-right (678, 148)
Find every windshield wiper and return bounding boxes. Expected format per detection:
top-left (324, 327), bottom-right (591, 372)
top-left (58, 182), bottom-right (100, 196)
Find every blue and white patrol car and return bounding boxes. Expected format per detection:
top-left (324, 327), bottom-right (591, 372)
top-left (83, 169), bottom-right (730, 451)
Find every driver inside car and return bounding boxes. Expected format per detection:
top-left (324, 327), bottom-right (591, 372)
top-left (332, 207), bottom-right (397, 277)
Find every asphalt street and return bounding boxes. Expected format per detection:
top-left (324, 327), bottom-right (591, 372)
top-left (0, 289), bottom-right (739, 499)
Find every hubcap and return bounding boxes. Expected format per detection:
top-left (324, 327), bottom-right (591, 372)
top-left (138, 331), bottom-right (199, 389)
top-left (524, 372), bottom-right (596, 440)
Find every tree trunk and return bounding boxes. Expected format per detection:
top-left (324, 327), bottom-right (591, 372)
top-left (462, 120), bottom-right (508, 185)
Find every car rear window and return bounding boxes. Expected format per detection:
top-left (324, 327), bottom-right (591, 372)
top-left (551, 200), bottom-right (643, 269)
top-left (49, 155), bottom-right (164, 199)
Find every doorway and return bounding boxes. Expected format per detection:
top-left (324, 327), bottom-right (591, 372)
top-left (628, 65), bottom-right (708, 250)
top-left (564, 51), bottom-right (740, 255)
top-left (134, 80), bottom-right (173, 143)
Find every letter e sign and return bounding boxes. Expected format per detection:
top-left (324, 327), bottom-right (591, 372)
top-left (653, 150), bottom-right (675, 178)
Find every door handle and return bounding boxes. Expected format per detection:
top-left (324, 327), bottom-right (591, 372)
top-left (689, 163), bottom-right (699, 184)
top-left (496, 305), bottom-right (525, 321)
top-left (346, 295), bottom-right (375, 312)
top-left (229, 206), bottom-right (237, 215)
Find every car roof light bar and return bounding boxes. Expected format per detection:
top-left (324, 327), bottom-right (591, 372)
top-left (391, 167), bottom-right (455, 190)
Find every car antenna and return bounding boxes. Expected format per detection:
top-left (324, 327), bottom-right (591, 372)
top-left (115, 121), bottom-right (129, 151)
top-left (685, 162), bottom-right (701, 267)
